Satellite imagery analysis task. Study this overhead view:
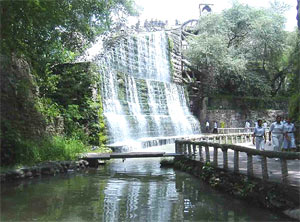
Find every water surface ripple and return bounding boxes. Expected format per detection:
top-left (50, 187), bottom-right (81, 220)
top-left (1, 155), bottom-right (290, 221)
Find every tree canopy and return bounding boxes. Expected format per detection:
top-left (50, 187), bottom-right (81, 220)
top-left (183, 2), bottom-right (297, 98)
top-left (1, 0), bottom-right (137, 78)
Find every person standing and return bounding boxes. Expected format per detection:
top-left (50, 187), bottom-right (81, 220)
top-left (245, 120), bottom-right (250, 132)
top-left (213, 121), bottom-right (218, 134)
top-left (263, 120), bottom-right (268, 129)
top-left (269, 115), bottom-right (284, 152)
top-left (253, 119), bottom-right (266, 159)
top-left (283, 117), bottom-right (296, 152)
top-left (205, 121), bottom-right (210, 133)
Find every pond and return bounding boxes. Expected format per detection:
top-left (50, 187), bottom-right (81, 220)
top-left (1, 145), bottom-right (290, 221)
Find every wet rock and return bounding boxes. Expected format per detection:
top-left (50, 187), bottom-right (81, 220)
top-left (0, 174), bottom-right (6, 182)
top-left (25, 171), bottom-right (33, 178)
top-left (41, 165), bottom-right (56, 176)
top-left (31, 167), bottom-right (41, 177)
top-left (283, 208), bottom-right (300, 220)
top-left (6, 169), bottom-right (25, 180)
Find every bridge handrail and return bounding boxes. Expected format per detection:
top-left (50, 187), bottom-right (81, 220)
top-left (176, 140), bottom-right (300, 160)
top-left (175, 139), bottom-right (300, 184)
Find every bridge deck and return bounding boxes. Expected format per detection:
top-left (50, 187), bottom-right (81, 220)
top-left (81, 152), bottom-right (183, 161)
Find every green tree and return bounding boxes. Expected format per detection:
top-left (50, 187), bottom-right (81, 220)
top-left (0, 0), bottom-right (137, 165)
top-left (1, 0), bottom-right (137, 83)
top-left (183, 2), bottom-right (293, 98)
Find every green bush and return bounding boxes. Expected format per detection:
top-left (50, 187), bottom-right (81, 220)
top-left (1, 135), bottom-right (89, 166)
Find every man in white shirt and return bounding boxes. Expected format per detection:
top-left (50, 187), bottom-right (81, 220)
top-left (213, 121), bottom-right (218, 134)
top-left (253, 119), bottom-right (266, 155)
top-left (245, 120), bottom-right (250, 132)
top-left (269, 115), bottom-right (284, 152)
top-left (205, 121), bottom-right (210, 133)
top-left (283, 117), bottom-right (296, 152)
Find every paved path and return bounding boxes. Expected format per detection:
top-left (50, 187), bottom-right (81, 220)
top-left (200, 142), bottom-right (300, 187)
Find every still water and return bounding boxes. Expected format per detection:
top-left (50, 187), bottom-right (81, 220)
top-left (1, 145), bottom-right (290, 222)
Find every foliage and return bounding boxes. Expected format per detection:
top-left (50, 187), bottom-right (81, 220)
top-left (1, 130), bottom-right (89, 166)
top-left (1, 0), bottom-right (137, 69)
top-left (37, 63), bottom-right (107, 146)
top-left (184, 1), bottom-right (296, 98)
top-left (0, 1), bottom-right (134, 166)
top-left (286, 32), bottom-right (300, 123)
top-left (167, 36), bottom-right (175, 76)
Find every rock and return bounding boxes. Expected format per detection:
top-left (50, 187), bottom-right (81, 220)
top-left (41, 166), bottom-right (56, 175)
top-left (283, 208), bottom-right (300, 220)
top-left (0, 174), bottom-right (6, 182)
top-left (31, 167), bottom-right (41, 177)
top-left (8, 169), bottom-right (25, 180)
top-left (25, 171), bottom-right (33, 177)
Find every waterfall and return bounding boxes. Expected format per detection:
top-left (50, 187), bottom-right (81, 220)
top-left (93, 31), bottom-right (200, 146)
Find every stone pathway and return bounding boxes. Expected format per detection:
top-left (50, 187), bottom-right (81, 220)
top-left (201, 142), bottom-right (300, 187)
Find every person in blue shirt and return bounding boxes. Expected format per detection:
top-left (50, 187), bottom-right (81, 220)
top-left (253, 119), bottom-right (266, 153)
top-left (283, 117), bottom-right (296, 152)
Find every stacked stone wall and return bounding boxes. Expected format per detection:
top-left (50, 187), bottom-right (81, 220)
top-left (166, 29), bottom-right (183, 83)
top-left (200, 109), bottom-right (287, 130)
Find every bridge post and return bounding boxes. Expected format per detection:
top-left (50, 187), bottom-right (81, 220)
top-left (188, 142), bottom-right (192, 157)
top-left (234, 150), bottom-right (239, 173)
top-left (225, 136), bottom-right (228, 144)
top-left (175, 142), bottom-right (178, 153)
top-left (179, 142), bottom-right (184, 154)
top-left (205, 145), bottom-right (210, 162)
top-left (192, 144), bottom-right (197, 157)
top-left (247, 154), bottom-right (254, 177)
top-left (280, 159), bottom-right (288, 184)
top-left (261, 156), bottom-right (269, 181)
top-left (213, 147), bottom-right (218, 167)
top-left (222, 148), bottom-right (228, 170)
top-left (199, 145), bottom-right (204, 162)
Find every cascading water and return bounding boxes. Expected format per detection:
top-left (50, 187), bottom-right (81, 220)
top-left (93, 31), bottom-right (200, 146)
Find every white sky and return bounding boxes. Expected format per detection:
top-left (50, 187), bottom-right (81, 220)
top-left (130, 0), bottom-right (297, 31)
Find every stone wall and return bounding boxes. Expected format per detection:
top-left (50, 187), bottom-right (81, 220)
top-left (166, 28), bottom-right (183, 84)
top-left (200, 109), bottom-right (287, 129)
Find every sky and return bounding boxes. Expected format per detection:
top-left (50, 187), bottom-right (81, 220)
top-left (130, 0), bottom-right (298, 31)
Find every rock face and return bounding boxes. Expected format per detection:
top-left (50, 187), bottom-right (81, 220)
top-left (202, 109), bottom-right (286, 129)
top-left (0, 56), bottom-right (47, 165)
top-left (166, 28), bottom-right (183, 83)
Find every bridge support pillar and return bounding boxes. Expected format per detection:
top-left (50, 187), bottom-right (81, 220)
top-left (280, 159), bottom-right (288, 184)
top-left (247, 154), bottom-right (253, 177)
top-left (261, 156), bottom-right (269, 181)
top-left (234, 151), bottom-right (239, 173)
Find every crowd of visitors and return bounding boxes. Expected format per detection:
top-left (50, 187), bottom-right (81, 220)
top-left (251, 116), bottom-right (297, 156)
top-left (205, 116), bottom-right (297, 154)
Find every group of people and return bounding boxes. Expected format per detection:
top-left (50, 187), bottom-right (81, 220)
top-left (205, 121), bottom-right (218, 134)
top-left (252, 116), bottom-right (297, 155)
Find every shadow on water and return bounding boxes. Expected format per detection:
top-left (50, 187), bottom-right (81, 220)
top-left (1, 156), bottom-right (292, 222)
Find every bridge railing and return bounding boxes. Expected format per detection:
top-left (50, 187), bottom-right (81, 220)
top-left (189, 132), bottom-right (253, 144)
top-left (217, 127), bottom-right (254, 134)
top-left (217, 127), bottom-right (271, 134)
top-left (175, 139), bottom-right (300, 184)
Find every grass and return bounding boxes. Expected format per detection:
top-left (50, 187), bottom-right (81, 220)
top-left (2, 135), bottom-right (93, 167)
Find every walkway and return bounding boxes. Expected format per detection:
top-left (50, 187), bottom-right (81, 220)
top-left (188, 141), bottom-right (300, 188)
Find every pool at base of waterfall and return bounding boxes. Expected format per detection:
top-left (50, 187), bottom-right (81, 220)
top-left (0, 145), bottom-right (290, 222)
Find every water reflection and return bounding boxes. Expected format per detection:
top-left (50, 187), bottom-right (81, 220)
top-left (1, 158), bottom-right (289, 222)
